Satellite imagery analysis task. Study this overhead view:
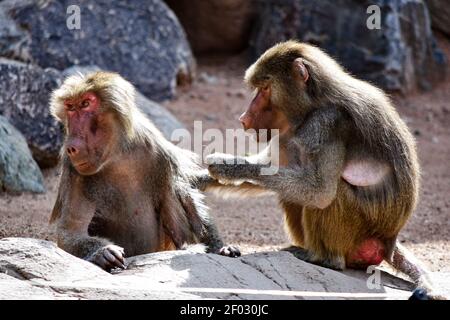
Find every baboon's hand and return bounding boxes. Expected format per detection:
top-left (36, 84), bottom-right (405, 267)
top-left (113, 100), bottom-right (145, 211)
top-left (192, 169), bottom-right (219, 191)
top-left (88, 244), bottom-right (126, 271)
top-left (219, 245), bottom-right (241, 258)
top-left (206, 153), bottom-right (239, 182)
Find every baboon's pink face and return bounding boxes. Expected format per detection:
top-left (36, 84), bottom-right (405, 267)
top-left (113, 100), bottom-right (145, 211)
top-left (240, 57), bottom-right (311, 141)
top-left (63, 92), bottom-right (112, 175)
top-left (239, 86), bottom-right (290, 141)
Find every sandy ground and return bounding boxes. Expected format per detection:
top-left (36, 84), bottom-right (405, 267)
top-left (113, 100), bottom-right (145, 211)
top-left (0, 52), bottom-right (449, 272)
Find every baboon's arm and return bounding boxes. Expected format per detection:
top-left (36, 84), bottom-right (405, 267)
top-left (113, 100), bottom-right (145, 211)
top-left (54, 181), bottom-right (110, 259)
top-left (51, 167), bottom-right (125, 269)
top-left (207, 108), bottom-right (348, 208)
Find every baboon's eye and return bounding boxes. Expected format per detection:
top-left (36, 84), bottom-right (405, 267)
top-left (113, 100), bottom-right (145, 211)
top-left (81, 100), bottom-right (90, 109)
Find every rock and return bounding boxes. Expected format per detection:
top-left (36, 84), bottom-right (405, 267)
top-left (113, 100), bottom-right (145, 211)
top-left (3, 237), bottom-right (447, 300)
top-left (0, 273), bottom-right (58, 299)
top-left (0, 116), bottom-right (45, 193)
top-left (136, 93), bottom-right (185, 140)
top-left (0, 238), bottom-right (196, 299)
top-left (62, 65), bottom-right (185, 141)
top-left (166, 0), bottom-right (256, 54)
top-left (0, 3), bottom-right (29, 61)
top-left (426, 0), bottom-right (450, 36)
top-left (0, 0), bottom-right (195, 101)
top-left (0, 58), bottom-right (63, 167)
top-left (250, 0), bottom-right (447, 93)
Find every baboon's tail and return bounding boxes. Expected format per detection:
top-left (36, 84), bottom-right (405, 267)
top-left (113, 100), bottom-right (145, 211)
top-left (389, 243), bottom-right (446, 300)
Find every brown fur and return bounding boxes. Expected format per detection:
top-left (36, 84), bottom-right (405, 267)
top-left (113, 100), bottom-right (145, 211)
top-left (50, 71), bottom-right (239, 271)
top-left (205, 41), bottom-right (442, 298)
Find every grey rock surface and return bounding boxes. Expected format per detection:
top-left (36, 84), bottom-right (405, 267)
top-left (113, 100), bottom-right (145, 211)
top-left (135, 92), bottom-right (185, 140)
top-left (250, 0), bottom-right (447, 93)
top-left (0, 58), bottom-right (63, 167)
top-left (0, 0), bottom-right (195, 101)
top-left (3, 237), bottom-right (447, 300)
top-left (166, 0), bottom-right (256, 54)
top-left (0, 116), bottom-right (45, 193)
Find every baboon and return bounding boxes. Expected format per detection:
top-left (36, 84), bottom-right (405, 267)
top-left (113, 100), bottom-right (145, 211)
top-left (49, 71), bottom-right (240, 271)
top-left (205, 41), bottom-right (440, 298)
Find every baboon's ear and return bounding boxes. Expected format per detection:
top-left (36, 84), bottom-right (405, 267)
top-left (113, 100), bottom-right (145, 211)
top-left (293, 58), bottom-right (309, 83)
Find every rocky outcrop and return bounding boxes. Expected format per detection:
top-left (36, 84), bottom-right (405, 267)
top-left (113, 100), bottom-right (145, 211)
top-left (3, 237), bottom-right (449, 300)
top-left (0, 0), bottom-right (195, 101)
top-left (135, 93), bottom-right (185, 140)
top-left (0, 59), bottom-right (63, 167)
top-left (0, 116), bottom-right (45, 193)
top-left (250, 0), bottom-right (446, 93)
top-left (426, 0), bottom-right (450, 36)
top-left (166, 0), bottom-right (256, 54)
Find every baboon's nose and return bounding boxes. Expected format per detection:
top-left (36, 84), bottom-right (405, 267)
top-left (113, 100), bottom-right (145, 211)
top-left (67, 145), bottom-right (79, 156)
top-left (66, 137), bottom-right (84, 157)
top-left (239, 112), bottom-right (250, 130)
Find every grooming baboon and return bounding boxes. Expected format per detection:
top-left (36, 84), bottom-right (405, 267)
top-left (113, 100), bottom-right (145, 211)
top-left (49, 71), bottom-right (239, 271)
top-left (205, 41), bottom-right (440, 298)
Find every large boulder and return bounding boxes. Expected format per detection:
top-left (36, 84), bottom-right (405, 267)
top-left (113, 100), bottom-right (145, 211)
top-left (135, 93), bottom-right (185, 140)
top-left (425, 0), bottom-right (450, 36)
top-left (0, 116), bottom-right (45, 193)
top-left (0, 0), bottom-right (195, 101)
top-left (166, 0), bottom-right (256, 54)
top-left (0, 58), bottom-right (63, 167)
top-left (3, 237), bottom-right (449, 300)
top-left (250, 0), bottom-right (447, 93)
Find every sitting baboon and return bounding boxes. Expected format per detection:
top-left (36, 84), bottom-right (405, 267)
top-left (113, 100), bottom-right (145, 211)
top-left (49, 71), bottom-right (240, 271)
top-left (204, 40), bottom-right (441, 299)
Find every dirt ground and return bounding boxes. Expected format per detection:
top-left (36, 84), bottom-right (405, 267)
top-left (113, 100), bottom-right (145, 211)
top-left (0, 52), bottom-right (449, 272)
